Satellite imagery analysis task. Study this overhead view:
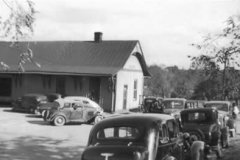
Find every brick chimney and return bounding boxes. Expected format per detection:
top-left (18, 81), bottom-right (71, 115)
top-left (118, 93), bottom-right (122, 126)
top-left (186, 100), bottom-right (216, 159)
top-left (94, 32), bottom-right (103, 42)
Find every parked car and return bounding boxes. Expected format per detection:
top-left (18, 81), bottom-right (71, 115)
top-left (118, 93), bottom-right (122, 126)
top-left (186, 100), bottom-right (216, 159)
top-left (46, 93), bottom-right (61, 102)
top-left (204, 101), bottom-right (236, 133)
top-left (36, 93), bottom-right (62, 116)
top-left (81, 113), bottom-right (199, 160)
top-left (141, 96), bottom-right (163, 113)
top-left (180, 108), bottom-right (229, 158)
top-left (43, 97), bottom-right (104, 126)
top-left (162, 98), bottom-right (186, 119)
top-left (185, 100), bottom-right (205, 109)
top-left (12, 93), bottom-right (48, 113)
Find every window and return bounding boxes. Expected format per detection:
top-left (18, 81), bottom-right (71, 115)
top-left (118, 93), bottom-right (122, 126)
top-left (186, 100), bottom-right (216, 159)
top-left (63, 103), bottom-right (71, 108)
top-left (83, 100), bottom-right (89, 104)
top-left (97, 127), bottom-right (140, 139)
top-left (159, 125), bottom-right (169, 144)
top-left (133, 80), bottom-right (138, 100)
top-left (167, 121), bottom-right (177, 139)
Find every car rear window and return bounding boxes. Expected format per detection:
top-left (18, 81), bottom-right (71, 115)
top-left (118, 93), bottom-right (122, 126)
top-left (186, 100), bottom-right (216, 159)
top-left (97, 126), bottom-right (140, 140)
top-left (163, 100), bottom-right (184, 109)
top-left (183, 112), bottom-right (213, 123)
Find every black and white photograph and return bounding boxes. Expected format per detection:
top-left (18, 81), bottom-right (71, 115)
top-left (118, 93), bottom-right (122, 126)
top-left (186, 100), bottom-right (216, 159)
top-left (0, 0), bottom-right (240, 159)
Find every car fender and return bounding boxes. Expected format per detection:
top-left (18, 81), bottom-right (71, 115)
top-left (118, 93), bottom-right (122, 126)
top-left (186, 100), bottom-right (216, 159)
top-left (50, 112), bottom-right (67, 122)
top-left (190, 141), bottom-right (205, 160)
top-left (86, 111), bottom-right (103, 123)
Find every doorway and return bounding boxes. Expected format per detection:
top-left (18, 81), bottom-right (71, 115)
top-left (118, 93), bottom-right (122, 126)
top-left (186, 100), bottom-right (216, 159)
top-left (89, 77), bottom-right (100, 103)
top-left (0, 78), bottom-right (12, 97)
top-left (56, 77), bottom-right (66, 96)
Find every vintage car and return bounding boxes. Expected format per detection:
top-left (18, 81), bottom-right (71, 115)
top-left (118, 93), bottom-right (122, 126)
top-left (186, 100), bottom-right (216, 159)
top-left (162, 98), bottom-right (186, 119)
top-left (81, 113), bottom-right (199, 160)
top-left (36, 93), bottom-right (62, 116)
top-left (204, 101), bottom-right (236, 133)
top-left (185, 100), bottom-right (205, 109)
top-left (204, 101), bottom-right (232, 117)
top-left (43, 98), bottom-right (104, 126)
top-left (141, 96), bottom-right (163, 113)
top-left (180, 108), bottom-right (229, 158)
top-left (12, 93), bottom-right (48, 113)
top-left (46, 93), bottom-right (62, 102)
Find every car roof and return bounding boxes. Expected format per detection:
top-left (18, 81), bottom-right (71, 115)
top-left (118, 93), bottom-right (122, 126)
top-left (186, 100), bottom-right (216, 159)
top-left (181, 107), bottom-right (216, 114)
top-left (64, 96), bottom-right (90, 101)
top-left (204, 101), bottom-right (231, 105)
top-left (93, 113), bottom-right (174, 129)
top-left (163, 98), bottom-right (186, 101)
top-left (23, 93), bottom-right (47, 98)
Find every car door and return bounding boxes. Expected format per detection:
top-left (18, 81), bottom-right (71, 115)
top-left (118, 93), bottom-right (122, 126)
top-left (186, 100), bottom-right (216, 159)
top-left (70, 103), bottom-right (84, 121)
top-left (156, 124), bottom-right (172, 159)
top-left (166, 120), bottom-right (184, 160)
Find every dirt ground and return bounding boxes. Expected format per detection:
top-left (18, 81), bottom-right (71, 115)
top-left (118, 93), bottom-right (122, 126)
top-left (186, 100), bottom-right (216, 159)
top-left (0, 107), bottom-right (92, 160)
top-left (0, 107), bottom-right (240, 160)
top-left (222, 117), bottom-right (240, 160)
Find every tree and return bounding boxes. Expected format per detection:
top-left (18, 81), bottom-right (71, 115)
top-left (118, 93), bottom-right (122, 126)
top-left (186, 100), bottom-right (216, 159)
top-left (190, 15), bottom-right (240, 100)
top-left (0, 0), bottom-right (38, 71)
top-left (144, 65), bottom-right (200, 99)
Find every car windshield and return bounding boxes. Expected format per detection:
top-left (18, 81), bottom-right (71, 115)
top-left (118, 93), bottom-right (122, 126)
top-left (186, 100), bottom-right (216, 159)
top-left (205, 103), bottom-right (229, 112)
top-left (163, 100), bottom-right (184, 109)
top-left (182, 111), bottom-right (214, 124)
top-left (96, 126), bottom-right (140, 141)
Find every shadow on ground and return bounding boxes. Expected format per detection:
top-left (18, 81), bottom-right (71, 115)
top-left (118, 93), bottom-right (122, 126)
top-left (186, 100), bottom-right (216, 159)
top-left (27, 120), bottom-right (49, 126)
top-left (0, 136), bottom-right (85, 160)
top-left (25, 114), bottom-right (42, 118)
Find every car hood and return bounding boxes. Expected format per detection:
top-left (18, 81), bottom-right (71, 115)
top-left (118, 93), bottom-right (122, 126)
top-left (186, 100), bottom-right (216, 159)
top-left (81, 145), bottom-right (148, 160)
top-left (163, 109), bottom-right (181, 115)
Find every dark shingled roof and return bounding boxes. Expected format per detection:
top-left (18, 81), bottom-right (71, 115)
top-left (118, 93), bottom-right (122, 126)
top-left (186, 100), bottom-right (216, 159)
top-left (0, 41), bottom-right (150, 76)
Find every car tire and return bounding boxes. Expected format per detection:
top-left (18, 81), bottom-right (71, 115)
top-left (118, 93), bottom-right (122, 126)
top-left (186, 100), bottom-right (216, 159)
top-left (41, 110), bottom-right (46, 117)
top-left (53, 116), bottom-right (65, 126)
top-left (93, 115), bottom-right (103, 125)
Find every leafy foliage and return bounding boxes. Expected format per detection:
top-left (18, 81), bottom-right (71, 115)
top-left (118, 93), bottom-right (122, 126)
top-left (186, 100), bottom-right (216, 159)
top-left (0, 0), bottom-right (38, 71)
top-left (144, 65), bottom-right (201, 99)
top-left (190, 15), bottom-right (240, 100)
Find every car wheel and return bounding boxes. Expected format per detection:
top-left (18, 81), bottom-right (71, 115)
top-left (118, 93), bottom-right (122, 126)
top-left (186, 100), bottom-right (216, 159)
top-left (53, 116), bottom-right (65, 126)
top-left (93, 115), bottom-right (103, 125)
top-left (41, 110), bottom-right (46, 117)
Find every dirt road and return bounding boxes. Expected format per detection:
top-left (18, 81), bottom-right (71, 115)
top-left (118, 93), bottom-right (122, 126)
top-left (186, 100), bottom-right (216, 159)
top-left (222, 118), bottom-right (240, 160)
top-left (1, 107), bottom-right (240, 160)
top-left (0, 107), bottom-right (92, 160)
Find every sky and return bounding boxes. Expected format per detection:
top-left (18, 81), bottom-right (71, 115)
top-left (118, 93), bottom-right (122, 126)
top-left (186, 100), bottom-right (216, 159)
top-left (1, 0), bottom-right (240, 68)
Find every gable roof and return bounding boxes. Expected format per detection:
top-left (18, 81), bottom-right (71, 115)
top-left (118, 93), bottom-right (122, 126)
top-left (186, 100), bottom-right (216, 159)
top-left (0, 41), bottom-right (150, 76)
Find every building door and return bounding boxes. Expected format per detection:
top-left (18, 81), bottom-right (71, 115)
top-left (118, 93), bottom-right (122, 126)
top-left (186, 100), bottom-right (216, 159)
top-left (56, 77), bottom-right (65, 96)
top-left (0, 78), bottom-right (12, 97)
top-left (89, 77), bottom-right (100, 103)
top-left (123, 85), bottom-right (128, 110)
